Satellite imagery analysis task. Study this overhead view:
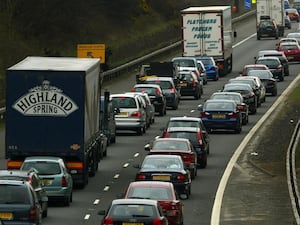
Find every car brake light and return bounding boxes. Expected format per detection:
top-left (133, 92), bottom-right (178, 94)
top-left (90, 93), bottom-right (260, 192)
top-left (183, 154), bottom-right (193, 164)
top-left (136, 174), bottom-right (146, 180)
top-left (267, 80), bottom-right (275, 85)
top-left (103, 217), bottom-right (113, 225)
top-left (131, 111), bottom-right (142, 118)
top-left (29, 206), bottom-right (37, 219)
top-left (62, 176), bottom-right (68, 187)
top-left (277, 65), bottom-right (282, 70)
top-left (176, 174), bottom-right (186, 182)
top-left (211, 66), bottom-right (216, 71)
top-left (156, 89), bottom-right (161, 95)
top-left (131, 88), bottom-right (136, 92)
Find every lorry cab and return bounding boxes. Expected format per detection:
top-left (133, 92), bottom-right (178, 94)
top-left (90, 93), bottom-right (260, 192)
top-left (100, 92), bottom-right (117, 145)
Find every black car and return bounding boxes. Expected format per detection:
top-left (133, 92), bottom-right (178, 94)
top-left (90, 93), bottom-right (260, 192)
top-left (134, 154), bottom-right (192, 198)
top-left (0, 180), bottom-right (42, 225)
top-left (223, 83), bottom-right (257, 114)
top-left (247, 70), bottom-right (278, 96)
top-left (0, 169), bottom-right (48, 218)
top-left (257, 18), bottom-right (279, 40)
top-left (163, 127), bottom-right (209, 168)
top-left (255, 56), bottom-right (284, 81)
top-left (142, 77), bottom-right (180, 110)
top-left (178, 70), bottom-right (202, 99)
top-left (99, 198), bottom-right (168, 225)
top-left (132, 83), bottom-right (167, 116)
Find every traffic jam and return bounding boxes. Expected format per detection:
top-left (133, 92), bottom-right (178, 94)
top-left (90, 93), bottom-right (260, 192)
top-left (1, 1), bottom-right (300, 225)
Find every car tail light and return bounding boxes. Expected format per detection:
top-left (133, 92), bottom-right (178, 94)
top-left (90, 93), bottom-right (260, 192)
top-left (131, 111), bottom-right (142, 118)
top-left (183, 154), bottom-right (193, 164)
top-left (136, 173), bottom-right (146, 180)
top-left (228, 112), bottom-right (238, 118)
top-left (6, 160), bottom-right (23, 169)
top-left (131, 87), bottom-right (136, 92)
top-left (201, 112), bottom-right (209, 118)
top-left (192, 81), bottom-right (197, 87)
top-left (62, 176), bottom-right (68, 187)
top-left (103, 217), bottom-right (113, 225)
top-left (164, 131), bottom-right (169, 138)
top-left (237, 105), bottom-right (244, 111)
top-left (169, 87), bottom-right (175, 93)
top-left (196, 132), bottom-right (203, 145)
top-left (211, 66), bottom-right (217, 71)
top-left (153, 218), bottom-right (164, 225)
top-left (176, 174), bottom-right (187, 182)
top-left (156, 88), bottom-right (161, 95)
top-left (267, 80), bottom-right (275, 85)
top-left (277, 65), bottom-right (283, 70)
top-left (29, 206), bottom-right (37, 220)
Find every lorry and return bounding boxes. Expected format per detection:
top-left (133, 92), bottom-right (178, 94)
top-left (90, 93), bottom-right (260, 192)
top-left (5, 56), bottom-right (105, 188)
top-left (256, 0), bottom-right (285, 37)
top-left (181, 6), bottom-right (233, 76)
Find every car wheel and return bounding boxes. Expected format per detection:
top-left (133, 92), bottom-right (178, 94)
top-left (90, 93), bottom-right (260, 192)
top-left (110, 134), bottom-right (116, 144)
top-left (272, 89), bottom-right (278, 96)
top-left (257, 35), bottom-right (260, 40)
top-left (64, 194), bottom-right (71, 206)
top-left (136, 127), bottom-right (143, 136)
top-left (159, 109), bottom-right (164, 116)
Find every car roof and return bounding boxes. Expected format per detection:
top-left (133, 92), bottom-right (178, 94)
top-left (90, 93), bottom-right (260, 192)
top-left (0, 169), bottom-right (34, 178)
top-left (145, 77), bottom-right (173, 81)
top-left (0, 179), bottom-right (28, 186)
top-left (205, 99), bottom-right (237, 104)
top-left (128, 181), bottom-right (174, 189)
top-left (134, 83), bottom-right (161, 89)
top-left (154, 137), bottom-right (191, 143)
top-left (166, 126), bottom-right (200, 132)
top-left (244, 64), bottom-right (268, 68)
top-left (145, 154), bottom-right (182, 160)
top-left (258, 50), bottom-right (282, 55)
top-left (257, 56), bottom-right (281, 61)
top-left (211, 92), bottom-right (243, 97)
top-left (23, 156), bottom-right (63, 162)
top-left (112, 198), bottom-right (158, 206)
top-left (111, 93), bottom-right (139, 98)
top-left (169, 116), bottom-right (202, 122)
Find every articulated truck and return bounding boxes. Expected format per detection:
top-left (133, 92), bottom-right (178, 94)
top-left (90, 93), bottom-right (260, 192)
top-left (5, 56), bottom-right (105, 188)
top-left (181, 6), bottom-right (233, 76)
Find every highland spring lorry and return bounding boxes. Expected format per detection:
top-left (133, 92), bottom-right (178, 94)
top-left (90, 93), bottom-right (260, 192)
top-left (181, 6), bottom-right (233, 76)
top-left (5, 56), bottom-right (105, 188)
top-left (256, 0), bottom-right (285, 37)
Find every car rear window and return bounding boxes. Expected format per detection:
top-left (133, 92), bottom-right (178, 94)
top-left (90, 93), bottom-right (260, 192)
top-left (127, 187), bottom-right (172, 200)
top-left (134, 87), bottom-right (157, 95)
top-left (168, 131), bottom-right (198, 144)
top-left (22, 161), bottom-right (61, 175)
top-left (152, 140), bottom-right (189, 150)
top-left (0, 184), bottom-right (30, 204)
top-left (112, 97), bottom-right (137, 108)
top-left (168, 120), bottom-right (198, 128)
top-left (110, 204), bottom-right (156, 217)
top-left (146, 81), bottom-right (171, 89)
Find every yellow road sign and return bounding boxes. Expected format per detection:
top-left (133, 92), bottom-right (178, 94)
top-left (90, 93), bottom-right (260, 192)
top-left (77, 44), bottom-right (105, 63)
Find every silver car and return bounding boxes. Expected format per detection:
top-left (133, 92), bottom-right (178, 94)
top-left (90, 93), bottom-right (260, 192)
top-left (111, 93), bottom-right (147, 135)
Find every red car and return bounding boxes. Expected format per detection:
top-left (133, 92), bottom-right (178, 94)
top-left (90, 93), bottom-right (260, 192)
top-left (145, 137), bottom-right (198, 179)
top-left (277, 41), bottom-right (300, 61)
top-left (240, 64), bottom-right (269, 76)
top-left (124, 181), bottom-right (184, 225)
top-left (286, 8), bottom-right (300, 22)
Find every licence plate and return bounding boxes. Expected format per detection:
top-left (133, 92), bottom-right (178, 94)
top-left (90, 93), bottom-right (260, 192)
top-left (152, 175), bottom-right (170, 181)
top-left (180, 83), bottom-right (187, 87)
top-left (123, 223), bottom-right (144, 225)
top-left (212, 114), bottom-right (226, 119)
top-left (42, 179), bottom-right (52, 186)
top-left (0, 212), bottom-right (13, 220)
top-left (117, 112), bottom-right (128, 117)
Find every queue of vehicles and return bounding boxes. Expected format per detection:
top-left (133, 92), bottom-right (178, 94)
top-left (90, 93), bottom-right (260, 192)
top-left (1, 3), bottom-right (299, 225)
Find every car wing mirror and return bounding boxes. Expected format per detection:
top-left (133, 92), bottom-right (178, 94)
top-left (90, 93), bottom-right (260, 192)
top-left (197, 104), bottom-right (203, 112)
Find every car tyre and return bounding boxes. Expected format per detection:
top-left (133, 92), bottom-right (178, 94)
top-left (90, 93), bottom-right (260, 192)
top-left (42, 202), bottom-right (48, 217)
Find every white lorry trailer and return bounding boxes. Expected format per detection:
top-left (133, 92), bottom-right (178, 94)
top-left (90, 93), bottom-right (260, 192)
top-left (181, 6), bottom-right (233, 76)
top-left (256, 0), bottom-right (285, 37)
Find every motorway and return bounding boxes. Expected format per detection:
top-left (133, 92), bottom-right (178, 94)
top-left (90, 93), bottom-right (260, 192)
top-left (0, 15), bottom-right (300, 225)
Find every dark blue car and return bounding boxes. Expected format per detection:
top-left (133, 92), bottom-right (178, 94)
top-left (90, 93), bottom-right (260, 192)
top-left (196, 56), bottom-right (219, 81)
top-left (200, 99), bottom-right (242, 133)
